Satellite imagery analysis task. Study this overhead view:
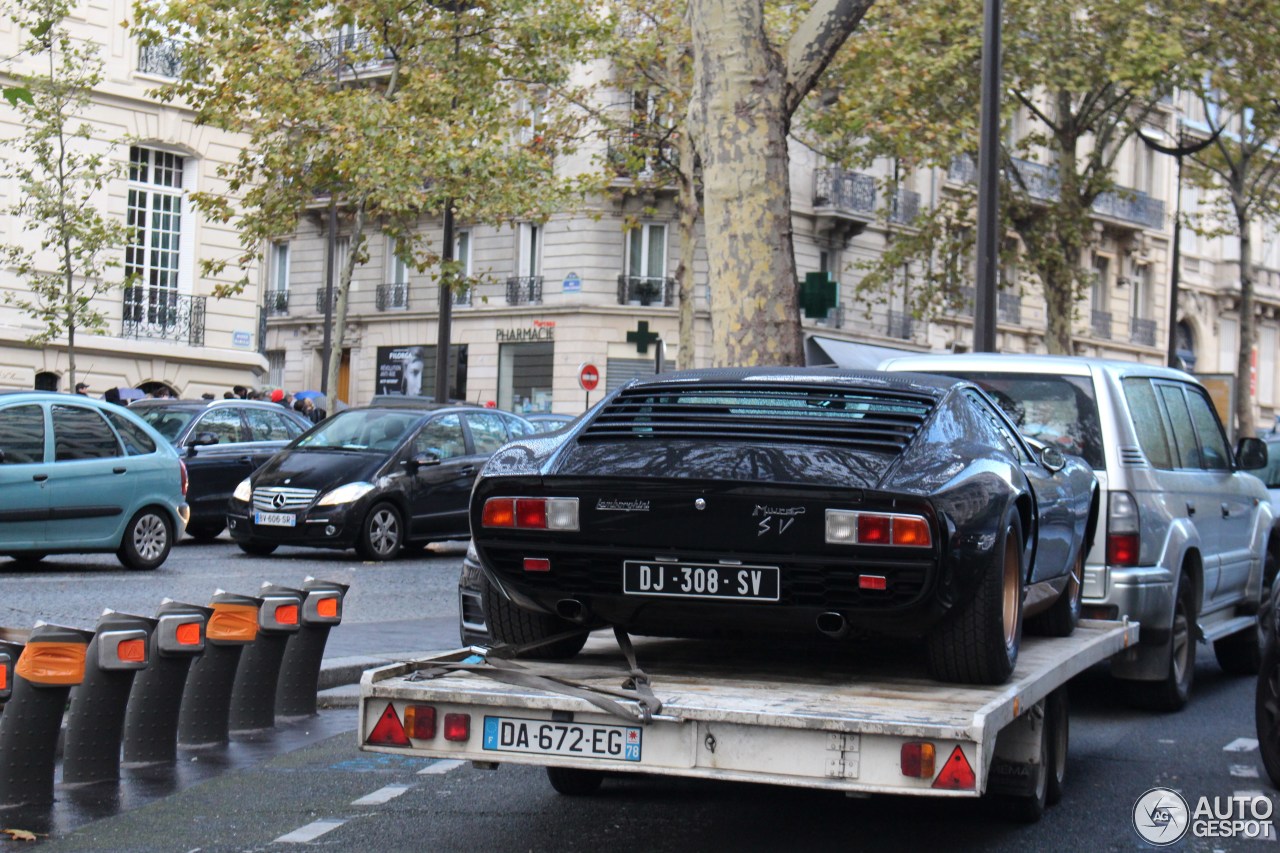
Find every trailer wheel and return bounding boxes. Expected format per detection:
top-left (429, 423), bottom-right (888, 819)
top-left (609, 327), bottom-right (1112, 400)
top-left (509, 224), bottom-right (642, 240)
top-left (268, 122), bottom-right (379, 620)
top-left (1045, 688), bottom-right (1069, 806)
top-left (988, 716), bottom-right (1049, 823)
top-left (927, 508), bottom-right (1024, 684)
top-left (546, 766), bottom-right (603, 796)
top-left (482, 577), bottom-right (588, 660)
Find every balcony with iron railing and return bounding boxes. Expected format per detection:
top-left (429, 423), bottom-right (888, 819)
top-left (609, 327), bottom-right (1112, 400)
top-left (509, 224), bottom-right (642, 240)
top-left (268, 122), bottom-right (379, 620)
top-left (122, 286), bottom-right (206, 346)
top-left (506, 276), bottom-right (543, 305)
top-left (605, 130), bottom-right (674, 181)
top-left (890, 189), bottom-right (921, 225)
top-left (265, 290), bottom-right (289, 316)
top-left (617, 275), bottom-right (675, 307)
top-left (307, 30), bottom-right (395, 77)
top-left (954, 287), bottom-right (1024, 325)
top-left (886, 309), bottom-right (914, 340)
top-left (376, 283), bottom-right (409, 311)
top-left (813, 168), bottom-right (876, 219)
top-left (137, 37), bottom-right (183, 78)
top-left (315, 289), bottom-right (339, 313)
top-left (1130, 317), bottom-right (1158, 346)
top-left (948, 155), bottom-right (1166, 230)
top-left (1091, 310), bottom-right (1113, 339)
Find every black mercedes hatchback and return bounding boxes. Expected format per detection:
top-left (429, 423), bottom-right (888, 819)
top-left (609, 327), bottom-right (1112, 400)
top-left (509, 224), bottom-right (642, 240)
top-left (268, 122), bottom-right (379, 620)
top-left (226, 401), bottom-right (534, 559)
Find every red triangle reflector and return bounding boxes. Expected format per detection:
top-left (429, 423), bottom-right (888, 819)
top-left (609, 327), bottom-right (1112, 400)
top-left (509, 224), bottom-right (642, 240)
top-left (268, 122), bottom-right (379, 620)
top-left (932, 745), bottom-right (977, 790)
top-left (367, 703), bottom-right (411, 747)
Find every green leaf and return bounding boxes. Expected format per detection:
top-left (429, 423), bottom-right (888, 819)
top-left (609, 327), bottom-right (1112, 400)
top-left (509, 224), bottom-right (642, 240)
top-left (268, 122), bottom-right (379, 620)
top-left (2, 86), bottom-right (34, 107)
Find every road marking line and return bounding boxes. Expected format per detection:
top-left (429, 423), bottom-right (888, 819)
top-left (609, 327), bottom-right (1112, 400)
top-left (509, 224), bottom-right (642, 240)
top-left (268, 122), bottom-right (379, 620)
top-left (418, 759), bottom-right (465, 775)
top-left (1231, 765), bottom-right (1261, 778)
top-left (274, 819), bottom-right (346, 844)
top-left (351, 785), bottom-right (413, 805)
top-left (1225, 738), bottom-right (1260, 752)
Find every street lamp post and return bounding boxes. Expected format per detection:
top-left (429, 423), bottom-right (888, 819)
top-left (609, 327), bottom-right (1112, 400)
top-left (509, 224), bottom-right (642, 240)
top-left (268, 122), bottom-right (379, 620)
top-left (1137, 123), bottom-right (1220, 369)
top-left (973, 0), bottom-right (1002, 353)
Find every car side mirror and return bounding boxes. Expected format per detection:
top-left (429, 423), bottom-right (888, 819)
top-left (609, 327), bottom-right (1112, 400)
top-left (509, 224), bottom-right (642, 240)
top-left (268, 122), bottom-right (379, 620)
top-left (1040, 444), bottom-right (1067, 473)
top-left (404, 451), bottom-right (442, 473)
top-left (189, 431), bottom-right (219, 447)
top-left (1237, 436), bottom-right (1268, 470)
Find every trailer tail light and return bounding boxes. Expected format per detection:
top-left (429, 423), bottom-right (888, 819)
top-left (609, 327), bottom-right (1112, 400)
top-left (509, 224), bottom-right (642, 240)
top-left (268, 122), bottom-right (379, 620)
top-left (1107, 491), bottom-right (1140, 567)
top-left (404, 705), bottom-right (437, 740)
top-left (825, 510), bottom-right (932, 548)
top-left (443, 713), bottom-right (471, 742)
top-left (482, 498), bottom-right (579, 531)
top-left (366, 703), bottom-right (411, 747)
top-left (932, 746), bottom-right (977, 790)
top-left (900, 742), bottom-right (936, 779)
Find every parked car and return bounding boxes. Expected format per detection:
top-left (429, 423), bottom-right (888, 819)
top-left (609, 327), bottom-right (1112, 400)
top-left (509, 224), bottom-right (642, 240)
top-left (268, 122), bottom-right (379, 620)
top-left (131, 398), bottom-right (311, 540)
top-left (524, 412), bottom-right (577, 433)
top-left (0, 391), bottom-right (188, 570)
top-left (468, 367), bottom-right (1098, 685)
top-left (227, 400), bottom-right (534, 560)
top-left (882, 353), bottom-right (1274, 709)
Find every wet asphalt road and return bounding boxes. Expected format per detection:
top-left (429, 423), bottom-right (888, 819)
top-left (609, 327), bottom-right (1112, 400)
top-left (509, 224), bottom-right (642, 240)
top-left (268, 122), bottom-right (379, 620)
top-left (1, 538), bottom-right (1276, 850)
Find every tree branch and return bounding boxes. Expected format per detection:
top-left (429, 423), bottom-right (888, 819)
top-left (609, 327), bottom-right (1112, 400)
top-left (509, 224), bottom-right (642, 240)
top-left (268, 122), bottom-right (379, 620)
top-left (784, 0), bottom-right (873, 115)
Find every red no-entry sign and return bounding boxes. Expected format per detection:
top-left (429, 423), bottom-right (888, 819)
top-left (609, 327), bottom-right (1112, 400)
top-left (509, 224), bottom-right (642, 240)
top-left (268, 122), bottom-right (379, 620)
top-left (578, 362), bottom-right (600, 392)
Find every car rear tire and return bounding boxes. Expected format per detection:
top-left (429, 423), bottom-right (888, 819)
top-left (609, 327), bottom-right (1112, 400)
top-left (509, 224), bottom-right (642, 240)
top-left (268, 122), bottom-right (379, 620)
top-left (927, 509), bottom-right (1024, 684)
top-left (117, 507), bottom-right (173, 571)
top-left (186, 521), bottom-right (226, 541)
top-left (1123, 571), bottom-right (1196, 712)
top-left (237, 542), bottom-right (278, 557)
top-left (546, 766), bottom-right (603, 796)
top-left (1029, 549), bottom-right (1083, 638)
top-left (1257, 630), bottom-right (1280, 788)
top-left (356, 502), bottom-right (403, 561)
top-left (482, 577), bottom-right (588, 660)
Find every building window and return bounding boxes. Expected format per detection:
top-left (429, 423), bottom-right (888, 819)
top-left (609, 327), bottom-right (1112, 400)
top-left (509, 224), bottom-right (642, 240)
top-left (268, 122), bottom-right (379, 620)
top-left (454, 230), bottom-right (473, 306)
top-left (499, 341), bottom-right (553, 412)
top-left (267, 350), bottom-right (286, 388)
top-left (627, 223), bottom-right (666, 279)
top-left (1260, 325), bottom-right (1277, 408)
top-left (267, 242), bottom-right (289, 314)
top-left (126, 146), bottom-right (185, 295)
top-left (35, 371), bottom-right (59, 391)
top-left (518, 224), bottom-right (540, 277)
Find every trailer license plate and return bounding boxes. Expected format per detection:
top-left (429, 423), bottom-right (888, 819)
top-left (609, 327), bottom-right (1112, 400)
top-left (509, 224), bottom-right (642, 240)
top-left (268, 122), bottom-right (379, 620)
top-left (482, 716), bottom-right (642, 761)
top-left (623, 560), bottom-right (780, 601)
top-left (254, 511), bottom-right (296, 527)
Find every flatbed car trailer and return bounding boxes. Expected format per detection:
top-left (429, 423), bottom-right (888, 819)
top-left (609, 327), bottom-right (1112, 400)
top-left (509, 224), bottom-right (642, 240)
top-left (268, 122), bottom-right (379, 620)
top-left (359, 619), bottom-right (1137, 821)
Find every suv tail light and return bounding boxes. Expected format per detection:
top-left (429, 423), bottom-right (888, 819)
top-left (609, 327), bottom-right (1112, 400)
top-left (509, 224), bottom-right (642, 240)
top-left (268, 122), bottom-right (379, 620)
top-left (1106, 490), bottom-right (1140, 567)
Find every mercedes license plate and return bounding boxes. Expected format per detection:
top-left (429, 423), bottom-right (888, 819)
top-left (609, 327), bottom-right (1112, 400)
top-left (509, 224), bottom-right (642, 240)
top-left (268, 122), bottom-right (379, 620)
top-left (623, 560), bottom-right (780, 601)
top-left (482, 716), bottom-right (642, 761)
top-left (254, 511), bottom-right (296, 527)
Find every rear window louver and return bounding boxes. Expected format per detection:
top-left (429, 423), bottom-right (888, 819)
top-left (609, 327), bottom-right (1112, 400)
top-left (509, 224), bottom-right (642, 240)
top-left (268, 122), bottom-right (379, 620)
top-left (580, 382), bottom-right (937, 453)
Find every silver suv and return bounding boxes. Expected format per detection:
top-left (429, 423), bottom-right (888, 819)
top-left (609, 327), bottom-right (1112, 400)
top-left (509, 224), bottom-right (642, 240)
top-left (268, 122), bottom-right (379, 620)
top-left (882, 354), bottom-right (1274, 710)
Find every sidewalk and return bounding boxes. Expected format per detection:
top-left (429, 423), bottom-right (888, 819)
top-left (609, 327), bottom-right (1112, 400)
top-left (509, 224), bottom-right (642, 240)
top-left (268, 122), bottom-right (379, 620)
top-left (316, 615), bottom-right (463, 708)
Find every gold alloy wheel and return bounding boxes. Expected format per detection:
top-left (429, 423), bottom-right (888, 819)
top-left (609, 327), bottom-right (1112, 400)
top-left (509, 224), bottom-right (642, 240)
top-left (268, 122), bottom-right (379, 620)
top-left (1002, 530), bottom-right (1020, 648)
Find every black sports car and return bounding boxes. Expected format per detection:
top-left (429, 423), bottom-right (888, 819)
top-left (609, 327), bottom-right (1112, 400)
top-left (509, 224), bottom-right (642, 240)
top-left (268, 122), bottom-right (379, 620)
top-left (469, 368), bottom-right (1098, 685)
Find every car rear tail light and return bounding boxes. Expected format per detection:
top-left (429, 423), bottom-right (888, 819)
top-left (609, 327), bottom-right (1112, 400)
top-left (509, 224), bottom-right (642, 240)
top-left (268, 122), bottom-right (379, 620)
top-left (523, 558), bottom-right (551, 572)
top-left (443, 713), bottom-right (471, 742)
top-left (404, 704), bottom-right (437, 740)
top-left (179, 459), bottom-right (189, 497)
top-left (825, 510), bottom-right (932, 548)
top-left (482, 497), bottom-right (579, 531)
top-left (859, 575), bottom-right (887, 591)
top-left (901, 742), bottom-right (936, 778)
top-left (1107, 491), bottom-right (1140, 567)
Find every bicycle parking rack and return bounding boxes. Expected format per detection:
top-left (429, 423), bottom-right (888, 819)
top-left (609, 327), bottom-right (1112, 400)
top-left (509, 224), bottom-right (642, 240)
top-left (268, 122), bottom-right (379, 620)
top-left (276, 578), bottom-right (348, 718)
top-left (62, 612), bottom-right (155, 785)
top-left (177, 591), bottom-right (262, 749)
top-left (121, 601), bottom-right (211, 766)
top-left (228, 584), bottom-right (302, 732)
top-left (0, 624), bottom-right (94, 807)
top-left (0, 635), bottom-right (23, 712)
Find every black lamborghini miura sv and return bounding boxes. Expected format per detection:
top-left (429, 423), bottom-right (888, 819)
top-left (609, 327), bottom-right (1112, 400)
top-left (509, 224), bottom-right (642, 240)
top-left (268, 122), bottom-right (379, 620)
top-left (469, 368), bottom-right (1098, 685)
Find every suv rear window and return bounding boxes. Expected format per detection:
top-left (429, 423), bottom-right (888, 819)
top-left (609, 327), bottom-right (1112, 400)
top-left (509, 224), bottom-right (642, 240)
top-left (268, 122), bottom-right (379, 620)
top-left (935, 372), bottom-right (1104, 469)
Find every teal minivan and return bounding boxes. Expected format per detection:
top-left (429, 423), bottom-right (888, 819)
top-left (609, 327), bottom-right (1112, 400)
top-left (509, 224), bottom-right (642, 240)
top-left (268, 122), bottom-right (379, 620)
top-left (0, 391), bottom-right (189, 570)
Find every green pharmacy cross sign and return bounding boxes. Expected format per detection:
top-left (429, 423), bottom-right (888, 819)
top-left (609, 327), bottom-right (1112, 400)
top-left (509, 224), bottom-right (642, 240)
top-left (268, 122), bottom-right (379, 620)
top-left (627, 321), bottom-right (660, 354)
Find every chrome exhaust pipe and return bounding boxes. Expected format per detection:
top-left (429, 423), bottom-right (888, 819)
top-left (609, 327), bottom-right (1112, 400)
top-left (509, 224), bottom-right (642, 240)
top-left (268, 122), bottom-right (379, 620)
top-left (816, 611), bottom-right (849, 639)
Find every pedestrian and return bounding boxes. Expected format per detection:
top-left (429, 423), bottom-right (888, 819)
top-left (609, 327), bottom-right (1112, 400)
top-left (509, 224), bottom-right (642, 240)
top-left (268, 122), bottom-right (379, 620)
top-left (74, 381), bottom-right (89, 396)
top-left (300, 397), bottom-right (326, 424)
top-left (233, 385), bottom-right (248, 399)
top-left (223, 391), bottom-right (235, 399)
top-left (270, 388), bottom-right (285, 404)
top-left (103, 387), bottom-right (124, 407)
top-left (201, 392), bottom-right (215, 401)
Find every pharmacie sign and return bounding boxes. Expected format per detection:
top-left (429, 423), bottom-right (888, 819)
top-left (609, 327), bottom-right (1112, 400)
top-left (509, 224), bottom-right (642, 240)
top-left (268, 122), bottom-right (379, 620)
top-left (496, 321), bottom-right (555, 342)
